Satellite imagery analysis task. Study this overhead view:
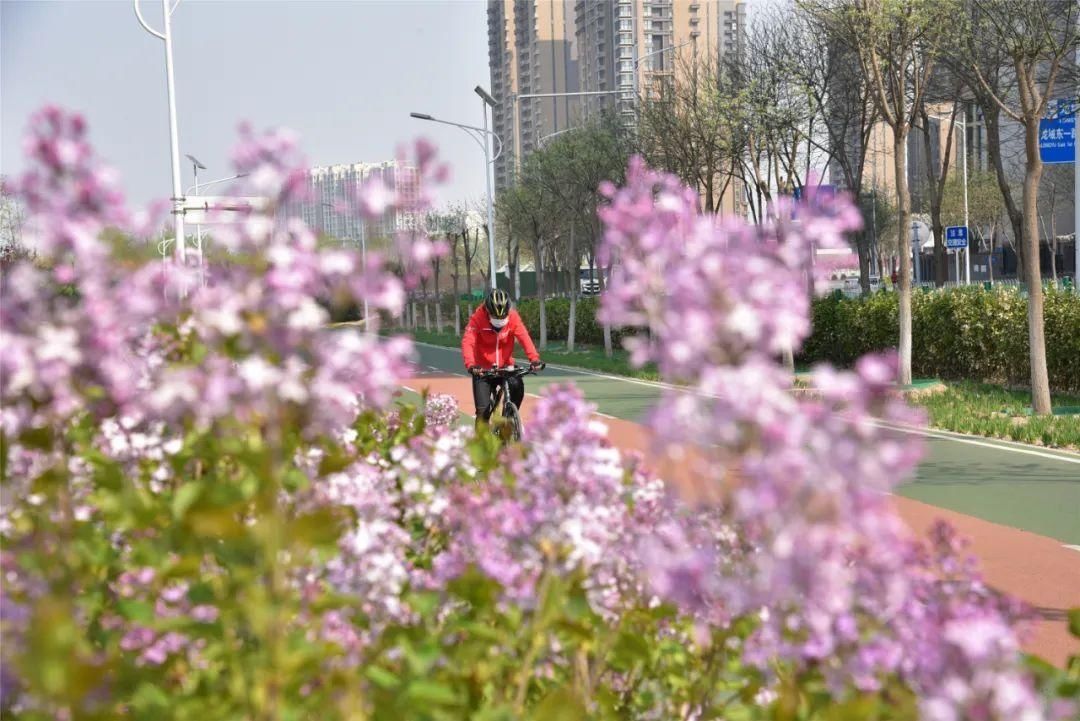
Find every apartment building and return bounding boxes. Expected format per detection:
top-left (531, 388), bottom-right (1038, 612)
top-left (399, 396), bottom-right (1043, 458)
top-left (289, 161), bottom-right (420, 245)
top-left (488, 0), bottom-right (579, 192)
top-left (489, 1), bottom-right (747, 190)
top-left (575, 1), bottom-right (746, 113)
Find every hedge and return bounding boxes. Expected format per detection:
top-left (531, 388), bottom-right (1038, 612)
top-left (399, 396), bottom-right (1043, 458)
top-left (378, 287), bottom-right (1079, 393)
top-left (799, 286), bottom-right (1080, 392)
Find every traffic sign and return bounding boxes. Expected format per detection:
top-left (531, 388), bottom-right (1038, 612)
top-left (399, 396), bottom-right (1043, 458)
top-left (1038, 113), bottom-right (1075, 165)
top-left (945, 226), bottom-right (968, 249)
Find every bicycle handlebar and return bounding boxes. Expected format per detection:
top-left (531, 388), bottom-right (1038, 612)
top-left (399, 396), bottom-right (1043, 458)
top-left (476, 363), bottom-right (545, 380)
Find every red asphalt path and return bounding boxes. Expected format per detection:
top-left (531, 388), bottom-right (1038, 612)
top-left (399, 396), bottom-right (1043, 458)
top-left (403, 374), bottom-right (1080, 667)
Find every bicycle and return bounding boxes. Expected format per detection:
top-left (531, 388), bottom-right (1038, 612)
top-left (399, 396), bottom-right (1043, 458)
top-left (476, 363), bottom-right (545, 444)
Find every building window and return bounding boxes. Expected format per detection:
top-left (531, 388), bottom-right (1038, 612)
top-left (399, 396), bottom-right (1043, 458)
top-left (619, 18), bottom-right (632, 30)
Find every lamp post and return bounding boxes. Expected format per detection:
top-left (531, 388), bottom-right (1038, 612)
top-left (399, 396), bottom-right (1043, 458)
top-left (157, 172), bottom-right (249, 261)
top-left (185, 154), bottom-right (206, 272)
top-left (409, 105), bottom-right (503, 290)
top-left (475, 86), bottom-right (499, 291)
top-left (135, 0), bottom-right (186, 266)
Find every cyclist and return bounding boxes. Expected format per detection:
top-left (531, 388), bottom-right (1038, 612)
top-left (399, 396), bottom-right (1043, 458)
top-left (462, 288), bottom-right (543, 428)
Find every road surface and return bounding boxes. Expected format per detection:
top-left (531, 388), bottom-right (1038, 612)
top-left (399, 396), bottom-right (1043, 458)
top-left (403, 340), bottom-right (1080, 665)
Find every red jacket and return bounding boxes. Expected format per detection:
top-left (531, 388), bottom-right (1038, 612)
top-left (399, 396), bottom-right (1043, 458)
top-left (461, 305), bottom-right (540, 369)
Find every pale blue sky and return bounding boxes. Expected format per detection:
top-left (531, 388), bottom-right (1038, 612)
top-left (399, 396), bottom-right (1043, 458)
top-left (2, 0), bottom-right (491, 209)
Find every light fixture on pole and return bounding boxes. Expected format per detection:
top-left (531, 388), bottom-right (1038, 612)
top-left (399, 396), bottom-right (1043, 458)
top-left (185, 154), bottom-right (207, 274)
top-left (475, 85), bottom-right (498, 291)
top-left (135, 0), bottom-right (186, 267)
top-left (410, 105), bottom-right (504, 290)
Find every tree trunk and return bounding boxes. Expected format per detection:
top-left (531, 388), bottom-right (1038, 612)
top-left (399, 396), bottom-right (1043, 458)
top-left (463, 230), bottom-right (474, 298)
top-left (988, 222), bottom-right (997, 283)
top-left (434, 260), bottom-right (444, 333)
top-left (895, 131), bottom-right (913, 386)
top-left (857, 232), bottom-right (872, 296)
top-left (451, 235), bottom-right (461, 335)
top-left (567, 224), bottom-right (577, 352)
top-left (536, 239), bottom-right (548, 350)
top-left (982, 101), bottom-right (1025, 279)
top-left (602, 260), bottom-right (613, 358)
top-left (921, 117), bottom-right (948, 287)
top-left (1022, 122), bottom-right (1052, 415)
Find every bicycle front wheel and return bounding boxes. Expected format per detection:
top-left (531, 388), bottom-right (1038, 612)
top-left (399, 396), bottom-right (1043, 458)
top-left (502, 402), bottom-right (523, 443)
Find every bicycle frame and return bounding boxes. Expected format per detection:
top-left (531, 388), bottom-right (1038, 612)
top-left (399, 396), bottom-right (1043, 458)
top-left (476, 364), bottom-right (544, 442)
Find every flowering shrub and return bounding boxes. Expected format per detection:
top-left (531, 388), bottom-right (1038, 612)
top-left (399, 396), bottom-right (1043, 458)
top-left (2, 107), bottom-right (1076, 720)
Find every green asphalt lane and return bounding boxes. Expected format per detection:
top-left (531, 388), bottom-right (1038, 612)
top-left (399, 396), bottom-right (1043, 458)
top-left (412, 341), bottom-right (1080, 545)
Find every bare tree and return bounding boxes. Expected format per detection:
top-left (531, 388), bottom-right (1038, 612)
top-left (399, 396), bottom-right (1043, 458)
top-left (1038, 163), bottom-right (1074, 283)
top-left (916, 91), bottom-right (963, 286)
top-left (963, 0), bottom-right (1079, 413)
top-left (634, 54), bottom-right (744, 215)
top-left (497, 160), bottom-right (558, 349)
top-left (812, 0), bottom-right (958, 385)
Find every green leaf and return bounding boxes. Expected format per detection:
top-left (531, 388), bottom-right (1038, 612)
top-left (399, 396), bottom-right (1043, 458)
top-left (365, 665), bottom-right (400, 690)
top-left (19, 425), bottom-right (54, 451)
top-left (529, 687), bottom-right (587, 721)
top-left (1068, 608), bottom-right (1080, 638)
top-left (404, 679), bottom-right (459, 706)
top-left (172, 482), bottom-right (203, 519)
top-left (822, 695), bottom-right (881, 721)
top-left (117, 599), bottom-right (155, 624)
top-left (611, 630), bottom-right (651, 670)
top-left (289, 509), bottom-right (344, 549)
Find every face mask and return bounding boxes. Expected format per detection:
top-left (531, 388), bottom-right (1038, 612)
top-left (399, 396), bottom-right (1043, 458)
top-left (490, 317), bottom-right (508, 329)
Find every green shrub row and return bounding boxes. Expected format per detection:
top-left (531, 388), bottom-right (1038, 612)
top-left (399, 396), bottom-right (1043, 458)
top-left (799, 287), bottom-right (1080, 392)
top-left (382, 286), bottom-right (1079, 392)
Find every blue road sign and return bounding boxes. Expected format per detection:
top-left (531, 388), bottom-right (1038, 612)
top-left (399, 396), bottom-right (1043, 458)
top-left (1038, 113), bottom-right (1075, 164)
top-left (945, 226), bottom-right (968, 249)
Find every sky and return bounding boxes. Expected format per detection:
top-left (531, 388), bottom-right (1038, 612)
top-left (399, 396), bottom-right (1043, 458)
top-left (1, 0), bottom-right (491, 211)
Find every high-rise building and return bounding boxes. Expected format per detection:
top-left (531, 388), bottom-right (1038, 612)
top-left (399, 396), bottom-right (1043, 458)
top-left (574, 1), bottom-right (747, 116)
top-left (488, 1), bottom-right (747, 193)
top-left (288, 161), bottom-right (420, 245)
top-left (488, 1), bottom-right (579, 193)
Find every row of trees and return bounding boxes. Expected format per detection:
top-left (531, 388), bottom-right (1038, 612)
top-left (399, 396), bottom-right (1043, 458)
top-left (416, 0), bottom-right (1075, 414)
top-left (629, 0), bottom-right (1075, 413)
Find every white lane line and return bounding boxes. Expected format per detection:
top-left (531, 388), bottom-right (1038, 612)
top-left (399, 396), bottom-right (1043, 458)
top-left (871, 419), bottom-right (1080, 464)
top-left (409, 340), bottom-right (1080, 464)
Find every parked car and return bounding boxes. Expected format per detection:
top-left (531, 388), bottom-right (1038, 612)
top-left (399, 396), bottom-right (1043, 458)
top-left (579, 268), bottom-right (604, 295)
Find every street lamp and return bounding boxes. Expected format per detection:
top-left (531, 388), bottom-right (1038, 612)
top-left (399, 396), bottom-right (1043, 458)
top-left (186, 154), bottom-right (207, 273)
top-left (633, 39), bottom-right (694, 70)
top-left (410, 102), bottom-right (503, 290)
top-left (475, 85), bottom-right (498, 292)
top-left (157, 172), bottom-right (250, 262)
top-left (135, 0), bottom-right (186, 266)
top-left (537, 127), bottom-right (579, 146)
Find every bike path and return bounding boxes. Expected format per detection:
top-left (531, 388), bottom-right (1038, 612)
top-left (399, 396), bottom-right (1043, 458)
top-left (401, 353), bottom-right (1080, 666)
top-left (412, 341), bottom-right (1080, 545)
